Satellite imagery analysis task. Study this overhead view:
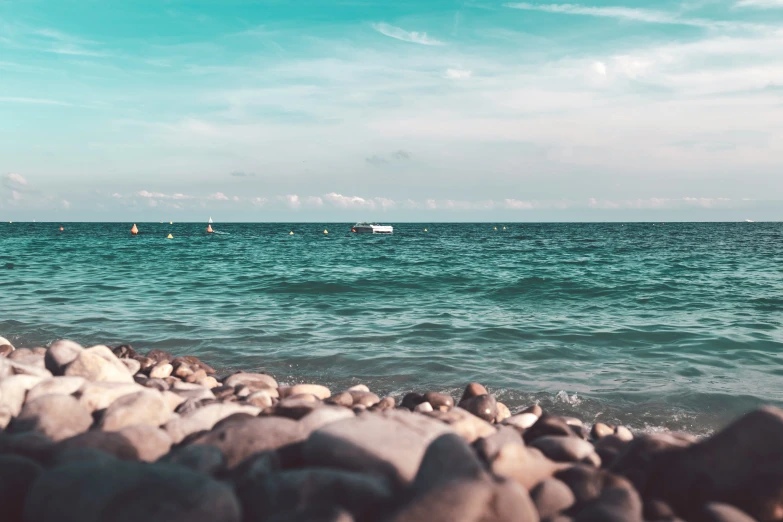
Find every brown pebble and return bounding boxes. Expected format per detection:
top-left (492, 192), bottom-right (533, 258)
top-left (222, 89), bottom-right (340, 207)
top-left (370, 396), bottom-right (396, 411)
top-left (591, 422), bottom-right (614, 440)
top-left (325, 392), bottom-right (354, 408)
top-left (423, 391), bottom-right (454, 412)
top-left (614, 425), bottom-right (633, 441)
top-left (460, 382), bottom-right (488, 403)
top-left (521, 404), bottom-right (543, 417)
top-left (0, 344), bottom-right (15, 357)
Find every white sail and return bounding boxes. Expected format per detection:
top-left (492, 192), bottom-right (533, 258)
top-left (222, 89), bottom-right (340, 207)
top-left (208, 217), bottom-right (213, 223)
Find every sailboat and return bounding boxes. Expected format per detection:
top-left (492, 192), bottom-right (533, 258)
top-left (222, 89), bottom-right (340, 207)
top-left (208, 217), bottom-right (213, 224)
top-left (207, 217), bottom-right (214, 234)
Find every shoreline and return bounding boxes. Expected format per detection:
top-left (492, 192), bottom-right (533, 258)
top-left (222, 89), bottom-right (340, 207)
top-left (1, 337), bottom-right (781, 521)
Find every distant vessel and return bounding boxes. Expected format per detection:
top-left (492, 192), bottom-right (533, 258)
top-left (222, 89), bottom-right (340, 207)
top-left (746, 219), bottom-right (755, 223)
top-left (351, 222), bottom-right (393, 234)
top-left (208, 217), bottom-right (213, 224)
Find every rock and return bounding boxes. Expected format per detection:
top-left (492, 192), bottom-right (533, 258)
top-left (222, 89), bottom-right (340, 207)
top-left (423, 391), bottom-right (454, 412)
top-left (8, 349), bottom-right (45, 368)
top-left (590, 422), bottom-right (614, 440)
top-left (0, 431), bottom-right (55, 463)
top-left (269, 397), bottom-right (322, 420)
top-left (414, 401), bottom-right (434, 413)
top-left (170, 381), bottom-right (216, 401)
top-left (474, 425), bottom-right (524, 462)
top-left (370, 396), bottom-right (396, 411)
top-left (495, 401), bottom-right (511, 423)
top-left (282, 383), bottom-right (331, 400)
top-left (426, 407), bottom-right (496, 443)
top-left (401, 392), bottom-right (426, 410)
top-left (632, 407), bottom-right (783, 521)
top-left (55, 430), bottom-right (139, 460)
top-left (26, 376), bottom-right (85, 403)
top-left (0, 357), bottom-right (52, 379)
top-left (64, 345), bottom-right (133, 383)
top-left (531, 436), bottom-right (599, 463)
top-left (237, 468), bottom-right (392, 522)
top-left (9, 394), bottom-right (92, 442)
top-left (503, 412), bottom-right (539, 430)
top-left (149, 361), bottom-right (173, 379)
top-left (698, 503), bottom-right (756, 522)
top-left (173, 356), bottom-right (215, 375)
top-left (302, 409), bottom-right (451, 488)
top-left (143, 377), bottom-right (169, 391)
top-left (159, 444), bottom-right (227, 475)
top-left (347, 384), bottom-right (370, 392)
top-left (0, 375), bottom-right (46, 420)
top-left (24, 460), bottom-right (241, 522)
top-left (224, 371), bottom-right (278, 390)
top-left (574, 483), bottom-right (643, 522)
top-left (459, 382), bottom-right (488, 403)
top-left (174, 362), bottom-right (194, 379)
top-left (524, 414), bottom-right (576, 443)
top-left (246, 390), bottom-right (274, 408)
top-left (301, 405), bottom-right (355, 435)
top-left (644, 499), bottom-right (676, 520)
top-left (77, 381), bottom-right (145, 412)
top-left (197, 375), bottom-right (219, 388)
top-left (117, 425), bottom-right (171, 461)
top-left (614, 425), bottom-right (633, 441)
top-left (111, 344), bottom-right (138, 359)
top-left (120, 358), bottom-right (141, 375)
top-left (44, 340), bottom-right (83, 375)
top-left (99, 390), bottom-right (170, 431)
top-left (0, 335), bottom-right (12, 348)
top-left (459, 394), bottom-right (498, 422)
top-left (531, 478), bottom-right (576, 520)
top-left (145, 349), bottom-right (174, 363)
top-left (164, 402), bottom-right (261, 444)
top-left (190, 415), bottom-right (304, 468)
top-left (609, 433), bottom-right (694, 493)
top-left (0, 344), bottom-right (14, 357)
top-left (162, 390), bottom-right (185, 412)
top-left (0, 455), bottom-right (44, 522)
top-left (522, 404), bottom-right (543, 417)
top-left (133, 355), bottom-right (155, 371)
top-left (414, 433), bottom-right (486, 491)
top-left (326, 391), bottom-right (354, 407)
top-left (349, 390), bottom-right (380, 407)
top-left (493, 442), bottom-right (565, 490)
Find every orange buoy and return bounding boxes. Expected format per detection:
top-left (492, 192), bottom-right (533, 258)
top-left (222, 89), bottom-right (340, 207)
top-left (206, 224), bottom-right (213, 233)
top-left (59, 227), bottom-right (64, 231)
top-left (131, 224), bottom-right (138, 235)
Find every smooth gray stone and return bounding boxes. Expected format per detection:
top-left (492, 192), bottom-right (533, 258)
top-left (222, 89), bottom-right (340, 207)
top-left (223, 371), bottom-right (278, 390)
top-left (474, 424), bottom-right (524, 462)
top-left (699, 503), bottom-right (756, 522)
top-left (531, 436), bottom-right (599, 463)
top-left (189, 415), bottom-right (304, 468)
top-left (302, 409), bottom-right (451, 488)
top-left (300, 405), bottom-right (355, 436)
top-left (0, 375), bottom-right (46, 420)
top-left (64, 345), bottom-right (133, 383)
top-left (458, 394), bottom-right (498, 423)
top-left (26, 376), bottom-right (86, 403)
top-left (423, 391), bottom-right (454, 412)
top-left (531, 478), bottom-right (576, 520)
top-left (24, 460), bottom-right (241, 522)
top-left (237, 468), bottom-right (392, 522)
top-left (574, 485), bottom-right (643, 522)
top-left (55, 430), bottom-right (139, 461)
top-left (99, 390), bottom-right (170, 431)
top-left (0, 455), bottom-right (43, 522)
top-left (158, 444), bottom-right (227, 475)
top-left (9, 394), bottom-right (92, 442)
top-left (117, 425), bottom-right (172, 462)
top-left (524, 414), bottom-right (576, 443)
top-left (44, 340), bottom-right (83, 375)
top-left (164, 402), bottom-right (261, 444)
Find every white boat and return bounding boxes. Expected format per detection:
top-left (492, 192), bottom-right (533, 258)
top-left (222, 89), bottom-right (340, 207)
top-left (746, 219), bottom-right (755, 223)
top-left (351, 222), bottom-right (393, 234)
top-left (208, 217), bottom-right (213, 224)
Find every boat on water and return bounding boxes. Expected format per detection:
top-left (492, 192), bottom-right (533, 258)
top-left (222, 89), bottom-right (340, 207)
top-left (746, 219), bottom-right (755, 223)
top-left (209, 217), bottom-right (213, 224)
top-left (351, 222), bottom-right (393, 234)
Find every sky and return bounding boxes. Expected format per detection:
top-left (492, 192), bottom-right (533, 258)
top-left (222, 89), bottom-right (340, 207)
top-left (1, 0), bottom-right (782, 222)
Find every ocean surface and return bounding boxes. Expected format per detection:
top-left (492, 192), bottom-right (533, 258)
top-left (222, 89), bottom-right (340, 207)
top-left (1, 222), bottom-right (782, 435)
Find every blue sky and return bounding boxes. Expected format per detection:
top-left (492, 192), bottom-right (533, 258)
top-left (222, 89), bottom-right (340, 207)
top-left (1, 0), bottom-right (782, 221)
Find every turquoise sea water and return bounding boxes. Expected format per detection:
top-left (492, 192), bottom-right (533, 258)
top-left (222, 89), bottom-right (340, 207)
top-left (1, 222), bottom-right (782, 434)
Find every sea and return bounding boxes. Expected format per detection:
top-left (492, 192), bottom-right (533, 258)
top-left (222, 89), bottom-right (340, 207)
top-left (1, 222), bottom-right (782, 435)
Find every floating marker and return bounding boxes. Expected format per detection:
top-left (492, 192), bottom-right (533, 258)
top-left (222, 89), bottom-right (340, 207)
top-left (131, 224), bottom-right (138, 235)
top-left (167, 233), bottom-right (173, 239)
top-left (424, 228), bottom-right (428, 232)
top-left (494, 226), bottom-right (497, 231)
top-left (59, 227), bottom-right (64, 231)
top-left (324, 229), bottom-right (328, 235)
top-left (169, 221), bottom-right (173, 225)
top-left (503, 226), bottom-right (506, 230)
top-left (289, 231), bottom-right (294, 235)
top-left (207, 224), bottom-right (214, 233)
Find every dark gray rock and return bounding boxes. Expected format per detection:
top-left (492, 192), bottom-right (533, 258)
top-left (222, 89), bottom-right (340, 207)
top-left (698, 503), bottom-right (756, 522)
top-left (9, 394), bottom-right (92, 442)
top-left (609, 433), bottom-right (694, 493)
top-left (237, 468), bottom-right (392, 522)
top-left (459, 382), bottom-right (488, 403)
top-left (44, 340), bottom-right (83, 375)
top-left (531, 478), bottom-right (576, 520)
top-left (531, 436), bottom-right (599, 463)
top-left (158, 444), bottom-right (227, 475)
top-left (574, 484), bottom-right (643, 522)
top-left (643, 499), bottom-right (676, 520)
top-left (49, 447), bottom-right (121, 467)
top-left (211, 385), bottom-right (235, 400)
top-left (459, 394), bottom-right (498, 423)
top-left (24, 460), bottom-right (241, 522)
top-left (635, 407), bottom-right (783, 521)
top-left (0, 432), bottom-right (55, 463)
top-left (172, 355), bottom-right (215, 375)
top-left (401, 392), bottom-right (426, 410)
top-left (424, 391), bottom-right (454, 412)
top-left (302, 409), bottom-right (451, 488)
top-left (117, 425), bottom-right (171, 461)
top-left (55, 430), bottom-right (139, 461)
top-left (554, 465), bottom-right (603, 508)
top-left (143, 377), bottom-right (169, 391)
top-left (145, 349), bottom-right (174, 363)
top-left (189, 414), bottom-right (304, 468)
top-left (0, 455), bottom-right (43, 522)
top-left (133, 355), bottom-right (155, 372)
top-left (111, 344), bottom-right (138, 359)
top-left (524, 414), bottom-right (576, 443)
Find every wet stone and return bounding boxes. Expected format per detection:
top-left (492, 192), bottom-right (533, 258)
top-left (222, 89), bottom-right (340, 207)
top-left (495, 401), bottom-right (512, 423)
top-left (158, 444), bottom-right (227, 475)
top-left (370, 396), bottom-right (396, 411)
top-left (44, 340), bottom-right (83, 375)
top-left (460, 382), bottom-right (489, 403)
top-left (145, 349), bottom-right (174, 363)
top-left (531, 436), bottom-right (599, 463)
top-left (459, 394), bottom-right (498, 423)
top-left (349, 390), bottom-right (380, 408)
top-left (326, 391), bottom-right (354, 408)
top-left (0, 454), bottom-right (44, 522)
top-left (401, 392), bottom-right (426, 410)
top-left (10, 394), bottom-right (92, 442)
top-left (531, 478), bottom-right (576, 520)
top-left (149, 361), bottom-right (173, 379)
top-left (524, 414), bottom-right (576, 443)
top-left (590, 422), bottom-right (614, 440)
top-left (423, 391), bottom-right (454, 412)
top-left (503, 413), bottom-right (539, 431)
top-left (111, 344), bottom-right (138, 359)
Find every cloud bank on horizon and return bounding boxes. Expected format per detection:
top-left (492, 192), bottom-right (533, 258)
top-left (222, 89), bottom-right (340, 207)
top-left (1, 0), bottom-right (782, 221)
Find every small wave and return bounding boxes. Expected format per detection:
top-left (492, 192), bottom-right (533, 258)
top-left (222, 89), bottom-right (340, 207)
top-left (554, 390), bottom-right (582, 406)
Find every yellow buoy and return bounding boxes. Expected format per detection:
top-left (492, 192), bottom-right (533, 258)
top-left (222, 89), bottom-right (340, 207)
top-left (167, 233), bottom-right (173, 239)
top-left (324, 229), bottom-right (328, 235)
top-left (494, 226), bottom-right (497, 231)
top-left (503, 226), bottom-right (506, 230)
top-left (289, 231), bottom-right (294, 235)
top-left (169, 221), bottom-right (173, 225)
top-left (424, 228), bottom-right (428, 232)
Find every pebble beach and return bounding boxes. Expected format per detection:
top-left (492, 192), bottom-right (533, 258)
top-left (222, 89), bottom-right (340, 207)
top-left (0, 336), bottom-right (781, 522)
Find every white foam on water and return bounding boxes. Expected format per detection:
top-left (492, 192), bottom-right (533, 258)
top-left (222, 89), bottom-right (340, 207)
top-left (554, 390), bottom-right (581, 406)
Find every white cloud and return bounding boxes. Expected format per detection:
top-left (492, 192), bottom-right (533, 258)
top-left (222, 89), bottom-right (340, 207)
top-left (61, 199), bottom-right (70, 209)
top-left (3, 173), bottom-right (28, 190)
top-left (445, 68), bottom-right (472, 79)
top-left (371, 23), bottom-right (444, 46)
top-left (0, 96), bottom-right (75, 107)
top-left (232, 195), bottom-right (239, 201)
top-left (282, 194), bottom-right (300, 209)
top-left (112, 193), bottom-right (122, 198)
top-left (592, 61), bottom-right (607, 77)
top-left (505, 199), bottom-right (535, 209)
top-left (251, 197), bottom-right (266, 206)
top-left (208, 192), bottom-right (229, 201)
top-left (138, 190), bottom-right (166, 198)
top-left (736, 0), bottom-right (783, 7)
top-left (324, 192), bottom-right (376, 208)
top-left (11, 190), bottom-right (22, 201)
top-left (426, 199), bottom-right (437, 209)
top-left (305, 196), bottom-right (324, 206)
